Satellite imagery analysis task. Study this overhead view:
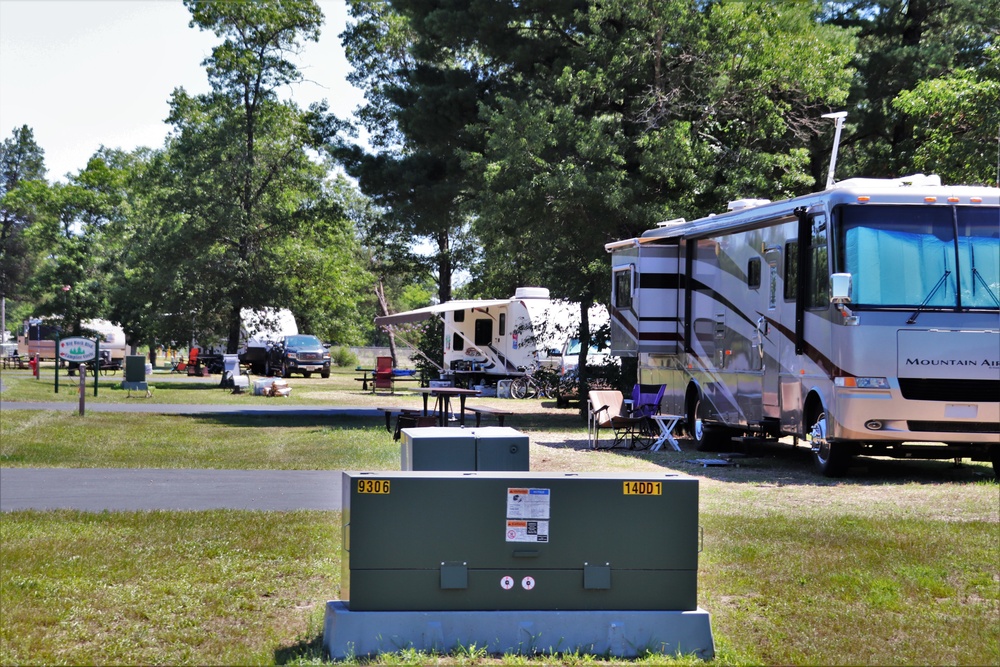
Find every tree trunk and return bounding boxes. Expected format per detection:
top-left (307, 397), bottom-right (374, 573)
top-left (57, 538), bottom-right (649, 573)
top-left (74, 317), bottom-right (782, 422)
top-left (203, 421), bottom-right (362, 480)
top-left (577, 295), bottom-right (593, 419)
top-left (375, 278), bottom-right (398, 366)
top-left (226, 305), bottom-right (241, 354)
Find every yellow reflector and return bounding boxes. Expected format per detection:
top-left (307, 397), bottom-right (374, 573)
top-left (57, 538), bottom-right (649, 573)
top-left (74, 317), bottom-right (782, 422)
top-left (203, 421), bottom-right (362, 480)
top-left (971, 197), bottom-right (983, 203)
top-left (857, 196), bottom-right (870, 202)
top-left (947, 196), bottom-right (960, 203)
top-left (924, 196), bottom-right (937, 203)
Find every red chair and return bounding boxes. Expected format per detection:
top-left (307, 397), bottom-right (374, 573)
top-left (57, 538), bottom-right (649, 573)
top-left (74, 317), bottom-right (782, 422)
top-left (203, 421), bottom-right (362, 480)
top-left (185, 348), bottom-right (201, 376)
top-left (373, 356), bottom-right (395, 393)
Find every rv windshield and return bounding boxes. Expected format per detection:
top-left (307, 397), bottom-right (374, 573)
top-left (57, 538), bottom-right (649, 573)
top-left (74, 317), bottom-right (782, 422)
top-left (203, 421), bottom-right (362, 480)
top-left (835, 205), bottom-right (1000, 309)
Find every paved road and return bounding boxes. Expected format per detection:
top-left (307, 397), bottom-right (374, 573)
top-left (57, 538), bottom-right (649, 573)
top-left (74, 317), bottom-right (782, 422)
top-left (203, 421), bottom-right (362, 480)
top-left (1, 400), bottom-right (377, 511)
top-left (1, 468), bottom-right (343, 512)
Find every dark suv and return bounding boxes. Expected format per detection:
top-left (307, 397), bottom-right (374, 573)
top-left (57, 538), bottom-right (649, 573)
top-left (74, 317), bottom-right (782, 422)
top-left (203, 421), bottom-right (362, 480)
top-left (267, 334), bottom-right (331, 378)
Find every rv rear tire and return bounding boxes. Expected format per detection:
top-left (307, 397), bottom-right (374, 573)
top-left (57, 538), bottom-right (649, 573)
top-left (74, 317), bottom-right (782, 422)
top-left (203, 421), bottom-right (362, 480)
top-left (808, 410), bottom-right (850, 477)
top-left (688, 394), bottom-right (731, 451)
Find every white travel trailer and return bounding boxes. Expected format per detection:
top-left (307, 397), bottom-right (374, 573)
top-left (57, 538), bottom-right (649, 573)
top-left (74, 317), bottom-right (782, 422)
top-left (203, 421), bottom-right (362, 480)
top-left (17, 318), bottom-right (126, 363)
top-left (375, 287), bottom-right (608, 385)
top-left (607, 174), bottom-right (1000, 476)
top-left (238, 308), bottom-right (299, 374)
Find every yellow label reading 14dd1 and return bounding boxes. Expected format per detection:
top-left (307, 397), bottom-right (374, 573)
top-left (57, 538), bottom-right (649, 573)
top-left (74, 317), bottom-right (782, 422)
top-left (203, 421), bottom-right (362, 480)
top-left (357, 479), bottom-right (390, 494)
top-left (623, 481), bottom-right (661, 495)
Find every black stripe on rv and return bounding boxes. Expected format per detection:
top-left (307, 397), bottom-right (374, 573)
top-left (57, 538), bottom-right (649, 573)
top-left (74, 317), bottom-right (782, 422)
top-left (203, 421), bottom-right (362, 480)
top-left (762, 315), bottom-right (843, 378)
top-left (637, 273), bottom-right (680, 289)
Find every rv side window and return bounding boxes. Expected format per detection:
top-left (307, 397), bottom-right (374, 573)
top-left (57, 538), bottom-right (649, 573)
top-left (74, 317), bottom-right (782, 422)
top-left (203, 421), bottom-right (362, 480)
top-left (784, 241), bottom-right (798, 300)
top-left (454, 310), bottom-right (465, 323)
top-left (809, 214), bottom-right (830, 308)
top-left (499, 313), bottom-right (506, 336)
top-left (614, 267), bottom-right (633, 309)
top-left (452, 333), bottom-right (463, 351)
top-left (747, 258), bottom-right (761, 289)
top-left (474, 319), bottom-right (493, 346)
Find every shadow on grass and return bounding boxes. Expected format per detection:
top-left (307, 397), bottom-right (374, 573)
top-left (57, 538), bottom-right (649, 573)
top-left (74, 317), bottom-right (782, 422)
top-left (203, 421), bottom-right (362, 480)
top-left (178, 413), bottom-right (383, 429)
top-left (547, 432), bottom-right (997, 486)
top-left (146, 381), bottom-right (226, 391)
top-left (274, 633), bottom-right (326, 665)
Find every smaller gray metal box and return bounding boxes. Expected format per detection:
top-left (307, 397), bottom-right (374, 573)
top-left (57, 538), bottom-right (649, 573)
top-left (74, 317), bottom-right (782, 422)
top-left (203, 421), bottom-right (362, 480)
top-left (400, 428), bottom-right (476, 471)
top-left (470, 427), bottom-right (529, 471)
top-left (401, 427), bottom-right (530, 471)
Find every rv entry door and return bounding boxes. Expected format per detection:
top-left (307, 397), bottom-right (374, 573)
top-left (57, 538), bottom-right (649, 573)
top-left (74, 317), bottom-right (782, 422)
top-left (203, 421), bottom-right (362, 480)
top-left (761, 247), bottom-right (781, 414)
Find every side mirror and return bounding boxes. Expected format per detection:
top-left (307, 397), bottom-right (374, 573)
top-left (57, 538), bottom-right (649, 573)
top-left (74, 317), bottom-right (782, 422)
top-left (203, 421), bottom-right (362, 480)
top-left (831, 273), bottom-right (852, 304)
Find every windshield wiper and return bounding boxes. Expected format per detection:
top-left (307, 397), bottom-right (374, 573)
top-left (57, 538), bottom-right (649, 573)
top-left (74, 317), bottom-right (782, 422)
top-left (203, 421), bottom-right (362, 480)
top-left (906, 270), bottom-right (950, 324)
top-left (970, 245), bottom-right (1000, 308)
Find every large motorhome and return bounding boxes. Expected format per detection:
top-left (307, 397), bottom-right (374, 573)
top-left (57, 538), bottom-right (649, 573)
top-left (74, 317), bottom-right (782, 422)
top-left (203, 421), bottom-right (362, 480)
top-left (607, 174), bottom-right (999, 476)
top-left (375, 287), bottom-right (608, 386)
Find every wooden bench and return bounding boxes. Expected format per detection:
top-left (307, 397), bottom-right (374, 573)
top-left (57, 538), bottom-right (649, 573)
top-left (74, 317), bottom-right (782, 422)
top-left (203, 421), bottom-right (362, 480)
top-left (464, 406), bottom-right (514, 427)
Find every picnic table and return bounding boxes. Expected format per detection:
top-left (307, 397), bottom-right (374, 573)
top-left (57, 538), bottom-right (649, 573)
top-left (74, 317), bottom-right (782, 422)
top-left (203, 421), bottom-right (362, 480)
top-left (409, 386), bottom-right (481, 427)
top-left (3, 355), bottom-right (28, 370)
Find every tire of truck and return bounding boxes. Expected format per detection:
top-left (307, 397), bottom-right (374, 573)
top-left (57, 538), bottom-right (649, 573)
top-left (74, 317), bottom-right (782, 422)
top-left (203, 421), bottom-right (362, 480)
top-left (282, 362), bottom-right (291, 378)
top-left (302, 371), bottom-right (311, 378)
top-left (990, 446), bottom-right (1000, 482)
top-left (321, 369), bottom-right (330, 379)
top-left (807, 406), bottom-right (850, 477)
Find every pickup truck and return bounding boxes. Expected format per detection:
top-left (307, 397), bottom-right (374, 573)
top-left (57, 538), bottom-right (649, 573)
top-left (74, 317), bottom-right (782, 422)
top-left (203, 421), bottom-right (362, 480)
top-left (265, 334), bottom-right (331, 378)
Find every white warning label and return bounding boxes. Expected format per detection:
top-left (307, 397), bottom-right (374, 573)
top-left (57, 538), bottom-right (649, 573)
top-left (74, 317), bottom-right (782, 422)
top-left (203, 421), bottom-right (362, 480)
top-left (506, 519), bottom-right (549, 543)
top-left (507, 487), bottom-right (550, 519)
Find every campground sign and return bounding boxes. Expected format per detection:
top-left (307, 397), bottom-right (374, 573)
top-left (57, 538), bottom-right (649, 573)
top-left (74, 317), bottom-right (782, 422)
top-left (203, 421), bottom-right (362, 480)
top-left (59, 337), bottom-right (97, 363)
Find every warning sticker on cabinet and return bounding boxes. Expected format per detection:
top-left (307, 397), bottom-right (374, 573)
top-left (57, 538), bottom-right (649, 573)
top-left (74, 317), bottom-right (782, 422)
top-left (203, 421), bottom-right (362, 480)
top-left (507, 488), bottom-right (550, 519)
top-left (506, 519), bottom-right (549, 543)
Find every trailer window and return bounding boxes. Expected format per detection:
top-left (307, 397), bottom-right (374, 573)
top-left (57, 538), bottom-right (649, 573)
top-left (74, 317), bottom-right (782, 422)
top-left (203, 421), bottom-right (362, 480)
top-left (614, 266), bottom-right (634, 309)
top-left (454, 310), bottom-right (465, 323)
top-left (452, 333), bottom-right (463, 351)
top-left (474, 319), bottom-right (493, 346)
top-left (499, 314), bottom-right (506, 336)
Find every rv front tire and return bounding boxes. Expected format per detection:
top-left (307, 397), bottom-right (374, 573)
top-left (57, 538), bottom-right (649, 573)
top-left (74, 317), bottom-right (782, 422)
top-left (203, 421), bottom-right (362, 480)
top-left (808, 410), bottom-right (850, 477)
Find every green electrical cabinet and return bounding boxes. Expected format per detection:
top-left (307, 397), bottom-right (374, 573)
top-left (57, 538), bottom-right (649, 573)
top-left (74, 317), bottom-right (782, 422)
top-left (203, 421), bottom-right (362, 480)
top-left (401, 427), bottom-right (529, 471)
top-left (342, 471), bottom-right (699, 612)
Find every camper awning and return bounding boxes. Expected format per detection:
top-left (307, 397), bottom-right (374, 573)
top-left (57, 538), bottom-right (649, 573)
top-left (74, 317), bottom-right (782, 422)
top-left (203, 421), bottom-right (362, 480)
top-left (375, 299), bottom-right (512, 327)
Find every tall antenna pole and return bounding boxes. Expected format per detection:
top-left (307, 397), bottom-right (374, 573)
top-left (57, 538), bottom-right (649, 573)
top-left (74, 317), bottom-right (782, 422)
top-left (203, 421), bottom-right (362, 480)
top-left (822, 111), bottom-right (848, 189)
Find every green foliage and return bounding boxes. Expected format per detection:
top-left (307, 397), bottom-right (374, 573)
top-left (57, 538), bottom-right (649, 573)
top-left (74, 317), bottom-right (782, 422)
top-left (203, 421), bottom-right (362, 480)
top-left (894, 45), bottom-right (1000, 186)
top-left (0, 125), bottom-right (46, 309)
top-left (825, 0), bottom-right (1000, 179)
top-left (329, 345), bottom-right (359, 367)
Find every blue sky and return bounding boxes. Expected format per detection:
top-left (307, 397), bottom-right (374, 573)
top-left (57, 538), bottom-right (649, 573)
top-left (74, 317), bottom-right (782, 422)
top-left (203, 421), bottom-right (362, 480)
top-left (0, 0), bottom-right (364, 182)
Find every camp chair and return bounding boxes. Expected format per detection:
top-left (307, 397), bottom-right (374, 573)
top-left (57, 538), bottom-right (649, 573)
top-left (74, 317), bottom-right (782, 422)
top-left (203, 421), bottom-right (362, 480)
top-left (588, 389), bottom-right (652, 450)
top-left (185, 347), bottom-right (201, 376)
top-left (373, 355), bottom-right (395, 393)
top-left (631, 384), bottom-right (666, 419)
top-left (221, 354), bottom-right (249, 393)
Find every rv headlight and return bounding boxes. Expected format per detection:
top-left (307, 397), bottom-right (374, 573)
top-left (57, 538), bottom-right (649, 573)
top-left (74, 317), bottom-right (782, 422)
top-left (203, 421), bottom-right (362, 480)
top-left (835, 376), bottom-right (889, 389)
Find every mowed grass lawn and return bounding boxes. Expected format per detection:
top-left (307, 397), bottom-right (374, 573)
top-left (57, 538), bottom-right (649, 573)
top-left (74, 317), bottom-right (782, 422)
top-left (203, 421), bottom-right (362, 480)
top-left (1, 368), bottom-right (998, 665)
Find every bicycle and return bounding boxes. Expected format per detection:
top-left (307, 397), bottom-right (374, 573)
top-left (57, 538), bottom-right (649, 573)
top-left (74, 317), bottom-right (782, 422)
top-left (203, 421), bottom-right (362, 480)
top-left (510, 365), bottom-right (559, 399)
